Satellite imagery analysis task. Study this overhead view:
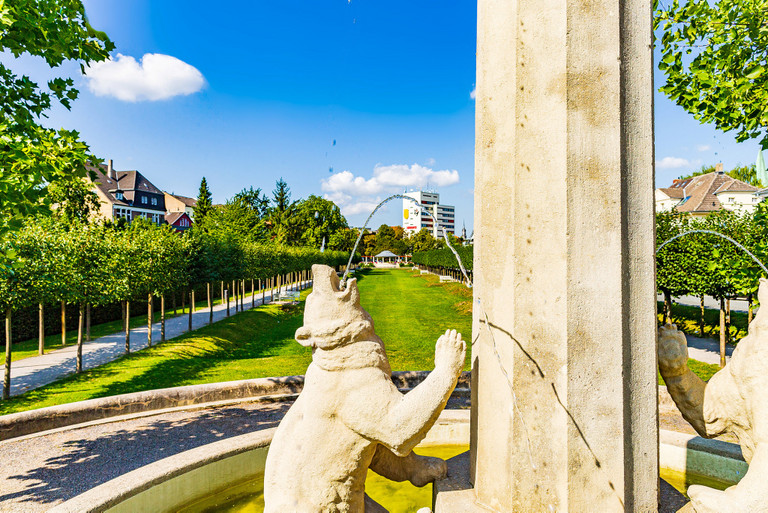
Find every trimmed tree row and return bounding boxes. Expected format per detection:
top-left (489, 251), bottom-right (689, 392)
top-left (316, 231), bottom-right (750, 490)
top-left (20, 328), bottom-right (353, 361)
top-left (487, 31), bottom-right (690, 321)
top-left (0, 217), bottom-right (355, 399)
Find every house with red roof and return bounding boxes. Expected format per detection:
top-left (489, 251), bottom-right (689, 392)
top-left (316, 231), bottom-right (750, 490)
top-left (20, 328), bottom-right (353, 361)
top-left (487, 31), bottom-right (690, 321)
top-left (655, 165), bottom-right (762, 217)
top-left (165, 211), bottom-right (193, 232)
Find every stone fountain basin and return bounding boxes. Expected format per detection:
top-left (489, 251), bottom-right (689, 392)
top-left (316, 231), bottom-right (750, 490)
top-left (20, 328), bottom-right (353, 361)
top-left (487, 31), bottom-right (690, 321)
top-left (46, 408), bottom-right (745, 513)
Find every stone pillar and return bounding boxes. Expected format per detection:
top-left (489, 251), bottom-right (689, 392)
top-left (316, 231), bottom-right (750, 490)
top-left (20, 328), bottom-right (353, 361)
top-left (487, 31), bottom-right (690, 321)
top-left (441, 0), bottom-right (657, 511)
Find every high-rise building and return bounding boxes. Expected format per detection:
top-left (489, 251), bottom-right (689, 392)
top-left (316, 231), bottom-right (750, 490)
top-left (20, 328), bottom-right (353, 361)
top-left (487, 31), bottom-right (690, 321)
top-left (402, 190), bottom-right (455, 237)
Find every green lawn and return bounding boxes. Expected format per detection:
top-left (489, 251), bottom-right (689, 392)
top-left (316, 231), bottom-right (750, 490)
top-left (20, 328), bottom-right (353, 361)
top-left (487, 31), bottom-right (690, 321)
top-left (657, 300), bottom-right (749, 343)
top-left (0, 269), bottom-right (720, 416)
top-left (355, 269), bottom-right (473, 371)
top-left (1, 292), bottom-right (254, 364)
top-left (0, 269), bottom-right (472, 415)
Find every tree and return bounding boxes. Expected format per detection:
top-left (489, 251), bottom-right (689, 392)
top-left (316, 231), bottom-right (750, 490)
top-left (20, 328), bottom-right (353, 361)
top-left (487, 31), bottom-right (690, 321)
top-left (329, 228), bottom-right (359, 252)
top-left (195, 177), bottom-right (213, 223)
top-left (47, 176), bottom-right (100, 223)
top-left (728, 164), bottom-right (761, 188)
top-left (409, 228), bottom-right (444, 253)
top-left (0, 0), bottom-right (113, 266)
top-left (676, 163), bottom-right (763, 187)
top-left (199, 201), bottom-right (263, 242)
top-left (655, 0), bottom-right (768, 148)
top-left (267, 178), bottom-right (298, 244)
top-left (373, 225), bottom-right (396, 255)
top-left (295, 195), bottom-right (349, 249)
top-left (233, 186), bottom-right (270, 218)
top-left (272, 178), bottom-right (292, 211)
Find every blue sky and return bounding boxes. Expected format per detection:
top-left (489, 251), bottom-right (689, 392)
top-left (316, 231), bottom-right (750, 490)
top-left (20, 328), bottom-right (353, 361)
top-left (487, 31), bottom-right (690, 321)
top-left (6, 1), bottom-right (764, 231)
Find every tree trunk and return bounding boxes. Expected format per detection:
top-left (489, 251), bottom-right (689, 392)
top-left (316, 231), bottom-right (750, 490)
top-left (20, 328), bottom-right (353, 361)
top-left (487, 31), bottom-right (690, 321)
top-left (226, 287), bottom-right (230, 317)
top-left (181, 289), bottom-right (186, 314)
top-left (261, 279), bottom-right (265, 304)
top-left (663, 290), bottom-right (672, 325)
top-left (61, 301), bottom-right (66, 346)
top-left (4, 309), bottom-right (11, 400)
top-left (86, 303), bottom-right (91, 342)
top-left (242, 280), bottom-right (246, 310)
top-left (125, 300), bottom-right (131, 353)
top-left (173, 291), bottom-right (177, 317)
top-left (748, 294), bottom-right (753, 325)
top-left (76, 304), bottom-right (84, 373)
top-left (208, 282), bottom-right (213, 324)
top-left (251, 279), bottom-right (255, 308)
top-left (720, 297), bottom-right (727, 368)
top-left (699, 295), bottom-right (705, 337)
top-left (161, 295), bottom-right (166, 342)
top-left (726, 298), bottom-right (731, 344)
top-left (147, 293), bottom-right (153, 348)
top-left (188, 290), bottom-right (193, 330)
top-left (38, 303), bottom-right (44, 355)
top-left (220, 281), bottom-right (224, 307)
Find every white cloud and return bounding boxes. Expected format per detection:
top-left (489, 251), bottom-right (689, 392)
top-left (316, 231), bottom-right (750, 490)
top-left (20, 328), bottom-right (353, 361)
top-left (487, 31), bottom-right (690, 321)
top-left (470, 87), bottom-right (476, 100)
top-left (321, 163), bottom-right (460, 217)
top-left (425, 157), bottom-right (436, 166)
top-left (697, 144), bottom-right (711, 152)
top-left (374, 163), bottom-right (459, 189)
top-left (656, 156), bottom-right (690, 169)
top-left (85, 53), bottom-right (206, 102)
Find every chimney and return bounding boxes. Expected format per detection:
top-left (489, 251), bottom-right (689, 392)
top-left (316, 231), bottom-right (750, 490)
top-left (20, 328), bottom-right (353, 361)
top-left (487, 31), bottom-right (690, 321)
top-left (108, 159), bottom-right (116, 181)
top-left (715, 162), bottom-right (724, 174)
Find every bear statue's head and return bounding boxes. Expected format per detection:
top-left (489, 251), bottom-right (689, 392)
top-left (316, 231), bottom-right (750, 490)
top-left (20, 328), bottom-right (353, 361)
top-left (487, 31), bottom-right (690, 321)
top-left (295, 264), bottom-right (376, 350)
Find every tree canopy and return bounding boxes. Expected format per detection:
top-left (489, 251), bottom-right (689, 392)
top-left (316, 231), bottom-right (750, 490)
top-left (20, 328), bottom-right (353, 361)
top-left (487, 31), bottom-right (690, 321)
top-left (195, 177), bottom-right (213, 223)
top-left (655, 0), bottom-right (768, 148)
top-left (676, 163), bottom-right (763, 187)
top-left (0, 0), bottom-right (113, 266)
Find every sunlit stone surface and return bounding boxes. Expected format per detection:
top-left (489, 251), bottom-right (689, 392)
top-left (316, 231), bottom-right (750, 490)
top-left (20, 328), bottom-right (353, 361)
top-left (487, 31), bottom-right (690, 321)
top-left (263, 265), bottom-right (465, 512)
top-left (436, 0), bottom-right (658, 510)
top-left (660, 279), bottom-right (768, 512)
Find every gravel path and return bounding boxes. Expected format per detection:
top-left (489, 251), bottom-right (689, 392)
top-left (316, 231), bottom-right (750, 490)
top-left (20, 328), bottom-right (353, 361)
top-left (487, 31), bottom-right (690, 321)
top-left (0, 282), bottom-right (309, 398)
top-left (0, 400), bottom-right (294, 513)
top-left (683, 332), bottom-right (734, 365)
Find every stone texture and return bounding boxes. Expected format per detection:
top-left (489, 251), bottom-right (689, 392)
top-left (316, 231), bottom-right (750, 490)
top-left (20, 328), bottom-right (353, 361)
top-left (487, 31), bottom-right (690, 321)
top-left (464, 0), bottom-right (657, 510)
top-left (263, 265), bottom-right (465, 512)
top-left (659, 278), bottom-right (768, 512)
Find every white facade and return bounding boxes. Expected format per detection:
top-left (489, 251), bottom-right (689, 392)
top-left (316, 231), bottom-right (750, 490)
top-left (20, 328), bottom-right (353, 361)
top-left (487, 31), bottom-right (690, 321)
top-left (715, 191), bottom-right (762, 214)
top-left (654, 189), bottom-right (681, 213)
top-left (402, 191), bottom-right (456, 237)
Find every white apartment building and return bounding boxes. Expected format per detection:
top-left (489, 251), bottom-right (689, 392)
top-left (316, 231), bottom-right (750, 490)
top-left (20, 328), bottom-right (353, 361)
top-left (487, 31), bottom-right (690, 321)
top-left (402, 191), bottom-right (456, 237)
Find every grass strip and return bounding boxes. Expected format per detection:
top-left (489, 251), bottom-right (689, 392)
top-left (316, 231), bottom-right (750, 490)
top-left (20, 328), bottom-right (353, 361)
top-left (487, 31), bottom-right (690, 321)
top-left (657, 301), bottom-right (749, 343)
top-left (0, 269), bottom-right (473, 415)
top-left (2, 294), bottom-right (252, 364)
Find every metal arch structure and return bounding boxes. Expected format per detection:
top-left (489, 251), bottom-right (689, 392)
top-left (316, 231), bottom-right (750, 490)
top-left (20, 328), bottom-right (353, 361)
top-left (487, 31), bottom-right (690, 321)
top-left (656, 229), bottom-right (768, 276)
top-left (340, 194), bottom-right (472, 287)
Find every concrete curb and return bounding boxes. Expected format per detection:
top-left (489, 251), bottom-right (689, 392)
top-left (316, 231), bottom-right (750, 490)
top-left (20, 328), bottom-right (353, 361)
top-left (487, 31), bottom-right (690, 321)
top-left (0, 371), bottom-right (471, 442)
top-left (47, 428), bottom-right (277, 513)
top-left (49, 412), bottom-right (747, 513)
top-left (47, 407), bottom-right (473, 513)
top-left (659, 429), bottom-right (747, 484)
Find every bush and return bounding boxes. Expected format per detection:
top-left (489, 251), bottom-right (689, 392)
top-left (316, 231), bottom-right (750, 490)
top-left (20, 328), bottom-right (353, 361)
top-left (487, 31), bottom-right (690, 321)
top-left (412, 246), bottom-right (473, 271)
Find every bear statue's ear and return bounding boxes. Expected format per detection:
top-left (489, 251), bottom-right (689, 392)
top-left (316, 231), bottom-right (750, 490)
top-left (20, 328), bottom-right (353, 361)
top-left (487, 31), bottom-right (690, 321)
top-left (339, 277), bottom-right (359, 303)
top-left (295, 326), bottom-right (314, 347)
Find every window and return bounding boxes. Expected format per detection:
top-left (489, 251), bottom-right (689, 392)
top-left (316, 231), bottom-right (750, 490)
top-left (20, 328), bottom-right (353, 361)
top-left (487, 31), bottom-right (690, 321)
top-left (141, 196), bottom-right (148, 204)
top-left (151, 197), bottom-right (158, 206)
top-left (115, 191), bottom-right (124, 200)
top-left (728, 197), bottom-right (735, 203)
